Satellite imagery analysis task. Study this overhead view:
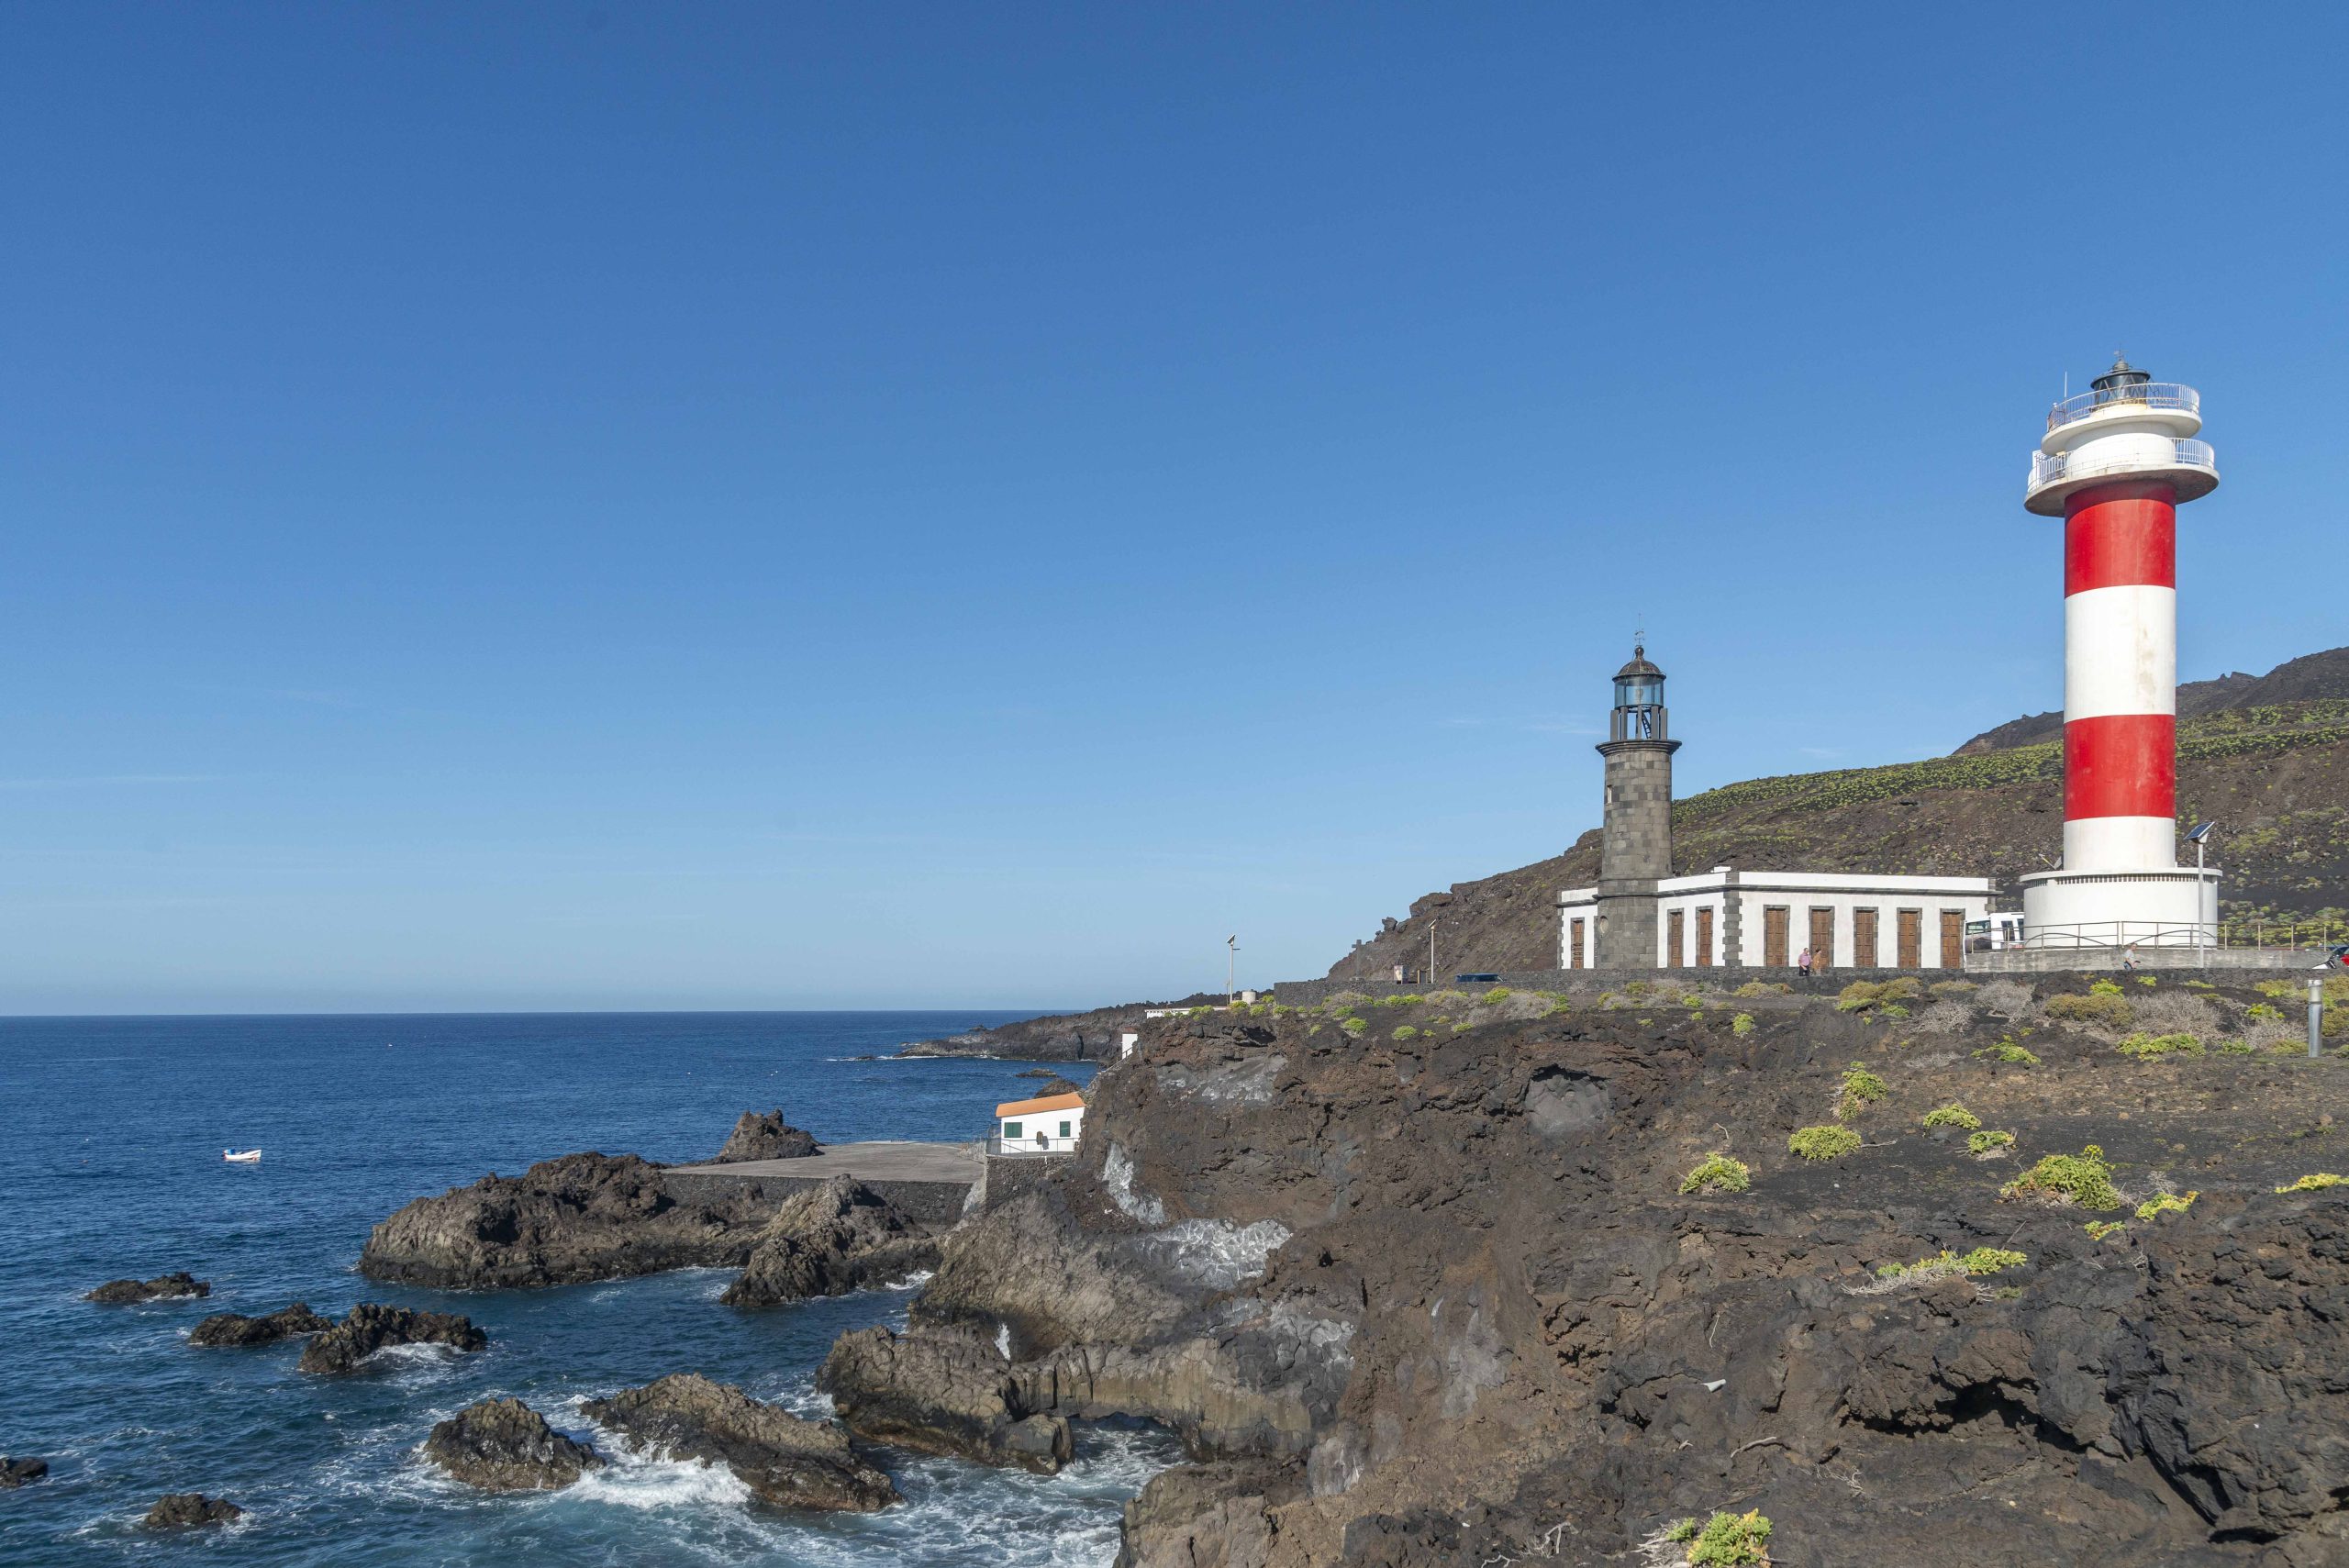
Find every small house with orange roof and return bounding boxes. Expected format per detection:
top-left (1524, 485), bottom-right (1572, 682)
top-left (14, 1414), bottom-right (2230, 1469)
top-left (994, 1090), bottom-right (1085, 1154)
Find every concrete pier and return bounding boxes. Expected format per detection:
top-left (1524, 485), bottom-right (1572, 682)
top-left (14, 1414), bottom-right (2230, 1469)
top-left (662, 1140), bottom-right (983, 1225)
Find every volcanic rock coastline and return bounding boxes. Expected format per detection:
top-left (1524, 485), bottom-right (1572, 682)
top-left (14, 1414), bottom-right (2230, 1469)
top-left (359, 1151), bottom-right (769, 1288)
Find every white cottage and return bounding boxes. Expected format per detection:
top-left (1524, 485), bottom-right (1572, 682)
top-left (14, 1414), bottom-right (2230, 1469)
top-left (995, 1091), bottom-right (1085, 1153)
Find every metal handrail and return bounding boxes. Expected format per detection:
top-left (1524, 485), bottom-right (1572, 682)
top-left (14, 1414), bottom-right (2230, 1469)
top-left (985, 1134), bottom-right (1077, 1157)
top-left (2045, 382), bottom-right (2200, 434)
top-left (2029, 438), bottom-right (2216, 493)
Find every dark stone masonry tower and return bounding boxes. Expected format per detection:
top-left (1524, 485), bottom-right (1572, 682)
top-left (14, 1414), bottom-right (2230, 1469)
top-left (1594, 646), bottom-right (1678, 967)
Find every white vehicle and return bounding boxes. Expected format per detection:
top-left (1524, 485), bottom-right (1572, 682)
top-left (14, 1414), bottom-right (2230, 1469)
top-left (222, 1149), bottom-right (262, 1163)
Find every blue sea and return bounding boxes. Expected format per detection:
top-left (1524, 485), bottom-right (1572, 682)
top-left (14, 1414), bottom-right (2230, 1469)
top-left (0, 1013), bottom-right (1170, 1566)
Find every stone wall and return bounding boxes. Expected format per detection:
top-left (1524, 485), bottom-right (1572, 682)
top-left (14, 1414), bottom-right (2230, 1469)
top-left (661, 1169), bottom-right (974, 1226)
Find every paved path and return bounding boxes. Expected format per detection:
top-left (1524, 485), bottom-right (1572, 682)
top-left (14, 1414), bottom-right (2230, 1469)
top-left (665, 1139), bottom-right (984, 1184)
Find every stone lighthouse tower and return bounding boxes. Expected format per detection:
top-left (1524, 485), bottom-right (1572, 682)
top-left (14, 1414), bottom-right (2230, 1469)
top-left (2018, 356), bottom-right (2222, 948)
top-left (1594, 646), bottom-right (1678, 966)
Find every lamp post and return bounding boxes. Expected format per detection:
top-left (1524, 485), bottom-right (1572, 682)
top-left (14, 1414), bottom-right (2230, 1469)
top-left (2311, 973), bottom-right (2326, 1061)
top-left (1428, 918), bottom-right (1437, 987)
top-left (2188, 821), bottom-right (2218, 965)
top-left (1226, 935), bottom-right (1238, 1003)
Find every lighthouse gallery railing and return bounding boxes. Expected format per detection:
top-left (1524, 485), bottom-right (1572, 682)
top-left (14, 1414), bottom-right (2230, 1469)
top-left (2045, 381), bottom-right (2200, 434)
top-left (2029, 438), bottom-right (2216, 494)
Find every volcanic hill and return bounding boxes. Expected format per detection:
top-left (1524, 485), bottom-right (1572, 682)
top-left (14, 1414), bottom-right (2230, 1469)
top-left (1329, 647), bottom-right (2349, 981)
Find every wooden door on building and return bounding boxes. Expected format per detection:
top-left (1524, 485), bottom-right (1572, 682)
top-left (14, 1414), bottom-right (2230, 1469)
top-left (1665, 909), bottom-right (1685, 967)
top-left (1853, 908), bottom-right (1879, 968)
top-left (1940, 910), bottom-right (1964, 970)
top-left (1809, 907), bottom-right (1835, 970)
top-left (1695, 906), bottom-right (1714, 967)
top-left (1896, 909), bottom-right (1922, 969)
top-left (1763, 906), bottom-right (1790, 968)
top-left (1569, 918), bottom-right (1586, 969)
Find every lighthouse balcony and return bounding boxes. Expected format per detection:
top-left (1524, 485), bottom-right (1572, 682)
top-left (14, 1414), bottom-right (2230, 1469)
top-left (2044, 381), bottom-right (2200, 437)
top-left (2025, 437), bottom-right (2217, 515)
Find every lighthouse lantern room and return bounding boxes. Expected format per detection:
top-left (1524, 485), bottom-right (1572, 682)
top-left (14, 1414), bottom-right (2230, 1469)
top-left (2017, 356), bottom-right (2221, 951)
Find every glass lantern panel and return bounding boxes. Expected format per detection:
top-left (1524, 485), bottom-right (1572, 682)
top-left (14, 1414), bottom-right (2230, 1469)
top-left (1615, 677), bottom-right (1663, 708)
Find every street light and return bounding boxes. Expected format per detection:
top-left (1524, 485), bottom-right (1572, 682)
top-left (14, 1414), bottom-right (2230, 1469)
top-left (1226, 935), bottom-right (1238, 1003)
top-left (2188, 821), bottom-right (2219, 965)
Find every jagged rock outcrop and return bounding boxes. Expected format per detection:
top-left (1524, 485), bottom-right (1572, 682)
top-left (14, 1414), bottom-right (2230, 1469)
top-left (816, 1326), bottom-right (1072, 1473)
top-left (141, 1494), bottom-right (242, 1529)
top-left (84, 1272), bottom-right (208, 1305)
top-left (857, 984), bottom-right (2349, 1566)
top-left (188, 1302), bottom-right (330, 1347)
top-left (358, 1151), bottom-right (769, 1288)
top-left (713, 1111), bottom-right (821, 1163)
top-left (1, 1457), bottom-right (48, 1488)
top-left (297, 1304), bottom-right (486, 1374)
top-left (718, 1176), bottom-right (938, 1308)
top-left (582, 1373), bottom-right (896, 1511)
top-left (423, 1398), bottom-right (600, 1491)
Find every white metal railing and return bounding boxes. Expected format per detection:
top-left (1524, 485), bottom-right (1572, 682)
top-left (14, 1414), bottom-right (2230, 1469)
top-left (2045, 382), bottom-right (2200, 434)
top-left (987, 1133), bottom-right (1078, 1156)
top-left (2020, 920), bottom-right (2215, 951)
top-left (2028, 438), bottom-right (2216, 495)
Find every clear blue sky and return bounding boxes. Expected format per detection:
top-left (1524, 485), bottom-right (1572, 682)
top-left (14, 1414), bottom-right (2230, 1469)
top-left (3, 5), bottom-right (2343, 1013)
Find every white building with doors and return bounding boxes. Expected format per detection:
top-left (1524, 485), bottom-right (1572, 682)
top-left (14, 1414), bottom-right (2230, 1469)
top-left (1556, 649), bottom-right (1997, 973)
top-left (1559, 867), bottom-right (1997, 971)
top-left (995, 1091), bottom-right (1085, 1153)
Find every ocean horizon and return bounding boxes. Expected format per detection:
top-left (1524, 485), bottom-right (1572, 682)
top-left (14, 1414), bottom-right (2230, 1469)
top-left (0, 1010), bottom-right (1162, 1566)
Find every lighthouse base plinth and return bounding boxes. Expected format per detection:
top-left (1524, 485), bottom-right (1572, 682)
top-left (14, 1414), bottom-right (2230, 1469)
top-left (2018, 864), bottom-right (2220, 952)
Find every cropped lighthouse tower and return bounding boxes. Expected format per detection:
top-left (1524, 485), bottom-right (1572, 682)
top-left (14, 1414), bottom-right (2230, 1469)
top-left (2017, 356), bottom-right (2221, 949)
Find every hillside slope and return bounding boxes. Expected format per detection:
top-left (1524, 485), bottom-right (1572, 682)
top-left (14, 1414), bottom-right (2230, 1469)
top-left (1329, 649), bottom-right (2349, 980)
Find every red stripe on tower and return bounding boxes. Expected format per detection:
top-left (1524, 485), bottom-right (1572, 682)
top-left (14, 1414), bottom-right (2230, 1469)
top-left (2064, 712), bottom-right (2176, 820)
top-left (2064, 481), bottom-right (2177, 595)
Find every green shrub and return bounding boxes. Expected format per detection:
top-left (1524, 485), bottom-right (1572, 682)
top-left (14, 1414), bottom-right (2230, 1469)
top-left (1682, 994), bottom-right (1705, 1010)
top-left (1481, 987), bottom-right (1512, 1006)
top-left (1391, 1025), bottom-right (1419, 1041)
top-left (1836, 1062), bottom-right (1887, 1121)
top-left (2089, 978), bottom-right (2124, 997)
top-left (2248, 1003), bottom-right (2285, 1022)
top-left (2219, 1040), bottom-right (2256, 1055)
top-left (1687, 1509), bottom-right (1773, 1566)
top-left (1789, 1125), bottom-right (1861, 1161)
top-left (1921, 1103), bottom-right (1981, 1130)
top-left (2136, 975), bottom-right (2158, 987)
top-left (2084, 1220), bottom-right (2126, 1241)
top-left (1340, 1017), bottom-right (1367, 1038)
top-left (1876, 1247), bottom-right (2027, 1281)
top-left (1930, 980), bottom-right (1978, 1000)
top-left (1679, 1152), bottom-right (1752, 1195)
top-left (1976, 1040), bottom-right (2042, 1065)
top-left (1666, 1518), bottom-right (1700, 1544)
top-left (1967, 1129), bottom-right (2015, 1156)
top-left (2115, 1031), bottom-right (2204, 1058)
top-left (2276, 1173), bottom-right (2346, 1193)
top-left (2047, 992), bottom-right (2135, 1029)
top-left (1879, 1003), bottom-right (1910, 1019)
top-left (1452, 1021), bottom-right (1472, 1034)
top-left (2002, 1144), bottom-right (2122, 1211)
top-left (2137, 1191), bottom-right (2197, 1220)
top-left (1733, 981), bottom-right (1790, 997)
top-left (1731, 1013), bottom-right (1756, 1037)
top-left (1836, 977), bottom-right (1920, 1012)
top-left (1624, 980), bottom-right (1651, 998)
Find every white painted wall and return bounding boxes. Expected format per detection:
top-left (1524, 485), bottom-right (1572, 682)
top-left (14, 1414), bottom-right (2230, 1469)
top-left (999, 1104), bottom-right (1085, 1152)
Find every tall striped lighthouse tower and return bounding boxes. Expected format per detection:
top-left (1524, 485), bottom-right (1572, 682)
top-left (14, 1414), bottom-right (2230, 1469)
top-left (2017, 356), bottom-right (2221, 950)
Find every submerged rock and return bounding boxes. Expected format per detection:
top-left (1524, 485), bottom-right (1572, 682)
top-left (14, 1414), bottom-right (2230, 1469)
top-left (84, 1272), bottom-right (209, 1305)
top-left (816, 1326), bottom-right (1072, 1474)
top-left (582, 1373), bottom-right (896, 1512)
top-left (719, 1176), bottom-right (939, 1308)
top-left (141, 1493), bottom-right (242, 1529)
top-left (188, 1302), bottom-right (331, 1347)
top-left (423, 1397), bottom-right (600, 1491)
top-left (1, 1457), bottom-right (49, 1488)
top-left (297, 1304), bottom-right (486, 1374)
top-left (713, 1111), bottom-right (821, 1163)
top-left (358, 1151), bottom-right (769, 1289)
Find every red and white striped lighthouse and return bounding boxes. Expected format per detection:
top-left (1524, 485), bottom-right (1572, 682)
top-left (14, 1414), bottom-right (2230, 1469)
top-left (2018, 356), bottom-right (2221, 950)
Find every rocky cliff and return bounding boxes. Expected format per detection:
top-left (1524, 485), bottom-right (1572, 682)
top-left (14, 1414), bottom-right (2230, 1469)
top-left (858, 977), bottom-right (2349, 1565)
top-left (897, 995), bottom-right (1222, 1062)
top-left (1330, 647), bottom-right (2349, 981)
